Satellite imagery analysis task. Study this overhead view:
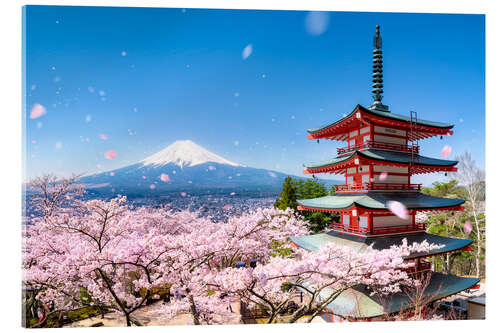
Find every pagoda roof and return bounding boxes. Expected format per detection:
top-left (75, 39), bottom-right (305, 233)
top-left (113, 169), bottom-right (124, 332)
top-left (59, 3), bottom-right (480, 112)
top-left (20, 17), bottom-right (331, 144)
top-left (303, 149), bottom-right (458, 175)
top-left (289, 231), bottom-right (472, 259)
top-left (316, 272), bottom-right (479, 318)
top-left (297, 192), bottom-right (464, 212)
top-left (307, 104), bottom-right (454, 141)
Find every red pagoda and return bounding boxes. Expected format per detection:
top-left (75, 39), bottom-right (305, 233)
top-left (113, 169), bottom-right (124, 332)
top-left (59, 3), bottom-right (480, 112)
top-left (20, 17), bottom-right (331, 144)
top-left (290, 25), bottom-right (480, 321)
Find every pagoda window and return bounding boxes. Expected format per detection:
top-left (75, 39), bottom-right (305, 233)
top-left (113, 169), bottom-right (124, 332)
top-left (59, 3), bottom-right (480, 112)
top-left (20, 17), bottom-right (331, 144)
top-left (373, 215), bottom-right (412, 228)
top-left (374, 125), bottom-right (406, 137)
top-left (363, 135), bottom-right (370, 143)
top-left (358, 165), bottom-right (369, 173)
top-left (373, 134), bottom-right (406, 145)
top-left (361, 174), bottom-right (370, 183)
top-left (359, 216), bottom-right (368, 229)
top-left (373, 165), bottom-right (408, 173)
top-left (346, 176), bottom-right (354, 184)
top-left (349, 130), bottom-right (359, 138)
top-left (349, 138), bottom-right (355, 147)
top-left (347, 167), bottom-right (357, 174)
top-left (360, 126), bottom-right (370, 135)
top-left (342, 215), bottom-right (350, 227)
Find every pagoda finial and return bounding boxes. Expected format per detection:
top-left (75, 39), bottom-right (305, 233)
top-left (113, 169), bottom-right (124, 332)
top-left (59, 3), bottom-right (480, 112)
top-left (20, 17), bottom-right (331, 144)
top-left (368, 25), bottom-right (389, 112)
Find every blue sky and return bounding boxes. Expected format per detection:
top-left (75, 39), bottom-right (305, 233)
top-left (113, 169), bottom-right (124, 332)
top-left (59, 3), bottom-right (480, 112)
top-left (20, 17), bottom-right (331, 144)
top-left (23, 6), bottom-right (485, 185)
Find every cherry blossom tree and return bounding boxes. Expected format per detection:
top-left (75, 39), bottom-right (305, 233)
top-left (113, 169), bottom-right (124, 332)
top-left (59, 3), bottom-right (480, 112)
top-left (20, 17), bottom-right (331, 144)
top-left (23, 194), bottom-right (195, 326)
top-left (154, 208), bottom-right (309, 324)
top-left (206, 240), bottom-right (442, 324)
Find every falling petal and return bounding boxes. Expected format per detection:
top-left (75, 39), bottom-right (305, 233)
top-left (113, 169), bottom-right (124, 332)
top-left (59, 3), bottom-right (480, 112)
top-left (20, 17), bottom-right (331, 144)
top-left (188, 180), bottom-right (193, 184)
top-left (142, 175), bottom-right (146, 179)
top-left (180, 192), bottom-right (187, 197)
top-left (149, 184), bottom-right (156, 190)
top-left (242, 44), bottom-right (253, 60)
top-left (104, 150), bottom-right (117, 160)
top-left (121, 51), bottom-right (127, 56)
top-left (172, 170), bottom-right (177, 174)
top-left (236, 173), bottom-right (241, 177)
top-left (379, 172), bottom-right (388, 181)
top-left (99, 134), bottom-right (108, 140)
top-left (30, 104), bottom-right (46, 119)
top-left (305, 11), bottom-right (330, 36)
top-left (31, 140), bottom-right (37, 144)
top-left (387, 201), bottom-right (409, 220)
top-left (234, 140), bottom-right (239, 146)
top-left (109, 172), bottom-right (115, 176)
top-left (441, 145), bottom-right (452, 158)
top-left (85, 115), bottom-right (92, 123)
top-left (208, 166), bottom-right (216, 171)
top-left (160, 173), bottom-right (170, 182)
top-left (464, 221), bottom-right (472, 234)
top-left (230, 192), bottom-right (236, 196)
top-left (268, 172), bottom-right (277, 178)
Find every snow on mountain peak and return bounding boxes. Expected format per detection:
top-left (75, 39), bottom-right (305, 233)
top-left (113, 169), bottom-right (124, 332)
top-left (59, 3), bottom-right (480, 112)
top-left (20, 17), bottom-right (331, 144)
top-left (141, 140), bottom-right (239, 168)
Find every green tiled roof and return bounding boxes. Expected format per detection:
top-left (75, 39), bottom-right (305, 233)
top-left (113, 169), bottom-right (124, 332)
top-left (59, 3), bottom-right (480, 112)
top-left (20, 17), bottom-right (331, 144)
top-left (297, 192), bottom-right (464, 211)
top-left (290, 231), bottom-right (472, 259)
top-left (319, 272), bottom-right (479, 318)
top-left (291, 232), bottom-right (478, 318)
top-left (304, 149), bottom-right (458, 169)
top-left (307, 104), bottom-right (454, 134)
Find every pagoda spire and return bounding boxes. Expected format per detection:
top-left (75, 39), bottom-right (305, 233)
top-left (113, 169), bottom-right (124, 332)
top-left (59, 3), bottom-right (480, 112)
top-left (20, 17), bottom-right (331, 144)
top-left (368, 25), bottom-right (390, 112)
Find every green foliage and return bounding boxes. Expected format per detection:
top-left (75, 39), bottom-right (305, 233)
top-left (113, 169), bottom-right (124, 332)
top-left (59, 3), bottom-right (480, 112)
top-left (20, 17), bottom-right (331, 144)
top-left (423, 180), bottom-right (486, 277)
top-left (274, 177), bottom-right (339, 233)
top-left (274, 177), bottom-right (298, 211)
top-left (421, 180), bottom-right (467, 199)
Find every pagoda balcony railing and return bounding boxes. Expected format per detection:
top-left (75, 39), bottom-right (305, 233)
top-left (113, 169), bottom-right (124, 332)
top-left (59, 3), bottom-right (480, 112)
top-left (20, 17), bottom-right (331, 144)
top-left (330, 222), bottom-right (426, 236)
top-left (335, 183), bottom-right (421, 193)
top-left (405, 260), bottom-right (432, 275)
top-left (337, 141), bottom-right (419, 155)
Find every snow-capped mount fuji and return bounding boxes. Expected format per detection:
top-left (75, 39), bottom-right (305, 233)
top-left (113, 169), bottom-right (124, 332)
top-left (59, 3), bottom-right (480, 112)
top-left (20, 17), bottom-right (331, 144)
top-left (140, 140), bottom-right (239, 168)
top-left (80, 140), bottom-right (338, 197)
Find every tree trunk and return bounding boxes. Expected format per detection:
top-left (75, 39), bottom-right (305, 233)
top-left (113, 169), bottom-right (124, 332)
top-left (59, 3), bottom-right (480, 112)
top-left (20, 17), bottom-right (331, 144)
top-left (287, 305), bottom-right (307, 323)
top-left (125, 312), bottom-right (131, 327)
top-left (471, 200), bottom-right (482, 278)
top-left (188, 295), bottom-right (201, 325)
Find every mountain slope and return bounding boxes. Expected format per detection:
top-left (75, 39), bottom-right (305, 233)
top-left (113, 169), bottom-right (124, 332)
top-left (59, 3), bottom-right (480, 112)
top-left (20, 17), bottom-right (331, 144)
top-left (80, 140), bottom-right (339, 196)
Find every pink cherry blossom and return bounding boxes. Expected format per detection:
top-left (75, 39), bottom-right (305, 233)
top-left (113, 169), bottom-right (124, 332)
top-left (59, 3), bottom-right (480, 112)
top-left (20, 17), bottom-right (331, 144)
top-left (30, 104), bottom-right (46, 119)
top-left (99, 134), bottom-right (108, 140)
top-left (464, 220), bottom-right (472, 234)
top-left (149, 184), bottom-right (156, 190)
top-left (104, 150), bottom-right (117, 160)
top-left (441, 145), bottom-right (452, 157)
top-left (387, 200), bottom-right (409, 220)
top-left (230, 192), bottom-right (236, 196)
top-left (142, 175), bottom-right (146, 179)
top-left (160, 173), bottom-right (170, 182)
top-left (180, 192), bottom-right (187, 197)
top-left (109, 172), bottom-right (115, 176)
top-left (379, 172), bottom-right (388, 181)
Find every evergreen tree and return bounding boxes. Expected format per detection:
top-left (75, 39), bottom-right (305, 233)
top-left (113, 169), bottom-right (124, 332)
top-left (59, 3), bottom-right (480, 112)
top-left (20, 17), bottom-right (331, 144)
top-left (274, 176), bottom-right (298, 210)
top-left (275, 177), bottom-right (339, 233)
